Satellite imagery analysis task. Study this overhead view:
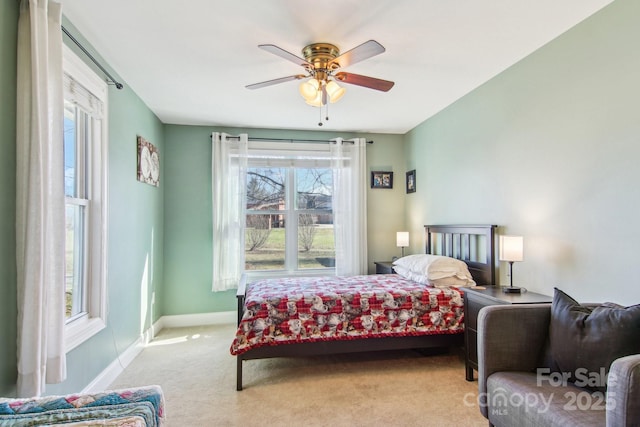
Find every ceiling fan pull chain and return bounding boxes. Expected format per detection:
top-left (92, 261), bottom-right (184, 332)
top-left (318, 104), bottom-right (323, 127)
top-left (325, 101), bottom-right (330, 122)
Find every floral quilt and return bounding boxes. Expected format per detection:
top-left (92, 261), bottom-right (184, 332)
top-left (0, 385), bottom-right (165, 426)
top-left (231, 274), bottom-right (465, 356)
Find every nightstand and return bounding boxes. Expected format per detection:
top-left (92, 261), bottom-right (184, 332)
top-left (374, 261), bottom-right (395, 274)
top-left (463, 286), bottom-right (552, 381)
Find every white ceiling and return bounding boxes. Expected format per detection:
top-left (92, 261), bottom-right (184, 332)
top-left (61, 0), bottom-right (613, 134)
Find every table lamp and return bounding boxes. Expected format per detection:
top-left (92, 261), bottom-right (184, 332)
top-left (499, 235), bottom-right (523, 293)
top-left (396, 231), bottom-right (409, 258)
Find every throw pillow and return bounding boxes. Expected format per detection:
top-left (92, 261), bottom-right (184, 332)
top-left (549, 288), bottom-right (640, 392)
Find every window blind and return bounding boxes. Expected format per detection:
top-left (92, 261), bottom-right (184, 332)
top-left (63, 72), bottom-right (104, 118)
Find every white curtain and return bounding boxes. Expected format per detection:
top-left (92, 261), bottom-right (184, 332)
top-left (212, 133), bottom-right (248, 291)
top-left (331, 138), bottom-right (368, 275)
top-left (15, 0), bottom-right (66, 397)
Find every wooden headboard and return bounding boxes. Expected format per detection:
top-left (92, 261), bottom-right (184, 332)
top-left (425, 224), bottom-right (497, 286)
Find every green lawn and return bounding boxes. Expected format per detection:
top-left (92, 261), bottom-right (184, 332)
top-left (245, 227), bottom-right (335, 270)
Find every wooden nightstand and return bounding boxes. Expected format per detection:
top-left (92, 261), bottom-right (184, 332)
top-left (374, 261), bottom-right (395, 274)
top-left (463, 286), bottom-right (552, 381)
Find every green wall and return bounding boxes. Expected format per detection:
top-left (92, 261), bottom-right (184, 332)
top-left (404, 0), bottom-right (640, 303)
top-left (0, 10), bottom-right (164, 396)
top-left (162, 125), bottom-right (404, 315)
top-left (0, 0), bottom-right (19, 397)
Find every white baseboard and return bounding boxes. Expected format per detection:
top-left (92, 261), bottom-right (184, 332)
top-left (81, 334), bottom-right (146, 394)
top-left (82, 311), bottom-right (235, 393)
top-left (159, 311), bottom-right (236, 328)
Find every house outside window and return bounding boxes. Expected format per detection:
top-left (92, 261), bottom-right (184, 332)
top-left (63, 45), bottom-right (109, 351)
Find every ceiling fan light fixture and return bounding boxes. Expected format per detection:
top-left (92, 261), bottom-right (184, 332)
top-left (305, 90), bottom-right (324, 107)
top-left (299, 78), bottom-right (320, 101)
top-left (249, 40), bottom-right (393, 124)
top-left (325, 80), bottom-right (346, 103)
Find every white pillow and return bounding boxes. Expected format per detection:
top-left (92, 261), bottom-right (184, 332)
top-left (393, 265), bottom-right (429, 284)
top-left (429, 276), bottom-right (476, 288)
top-left (393, 254), bottom-right (476, 287)
top-left (393, 254), bottom-right (437, 274)
top-left (392, 264), bottom-right (411, 278)
top-left (392, 254), bottom-right (467, 276)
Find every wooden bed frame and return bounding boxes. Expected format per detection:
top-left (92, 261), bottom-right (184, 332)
top-left (234, 224), bottom-right (496, 390)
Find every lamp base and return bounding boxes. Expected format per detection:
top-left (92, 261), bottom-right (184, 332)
top-left (502, 286), bottom-right (522, 294)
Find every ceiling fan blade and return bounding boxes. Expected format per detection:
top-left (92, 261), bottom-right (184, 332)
top-left (246, 74), bottom-right (306, 90)
top-left (335, 72), bottom-right (394, 92)
top-left (329, 40), bottom-right (385, 69)
top-left (258, 44), bottom-right (313, 68)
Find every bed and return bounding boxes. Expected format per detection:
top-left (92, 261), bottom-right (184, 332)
top-left (231, 224), bottom-right (496, 390)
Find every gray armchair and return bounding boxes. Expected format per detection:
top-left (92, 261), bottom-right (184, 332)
top-left (477, 304), bottom-right (640, 427)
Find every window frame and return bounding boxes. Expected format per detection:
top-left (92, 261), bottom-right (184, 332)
top-left (244, 163), bottom-right (335, 280)
top-left (63, 44), bottom-right (109, 352)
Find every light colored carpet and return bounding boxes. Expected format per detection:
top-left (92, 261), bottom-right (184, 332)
top-left (109, 324), bottom-right (487, 426)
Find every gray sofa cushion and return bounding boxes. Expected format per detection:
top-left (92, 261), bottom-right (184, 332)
top-left (487, 371), bottom-right (605, 427)
top-left (549, 288), bottom-right (640, 392)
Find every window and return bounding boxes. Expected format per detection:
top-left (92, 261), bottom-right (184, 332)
top-left (63, 45), bottom-right (108, 351)
top-left (212, 135), bottom-right (367, 289)
top-left (245, 165), bottom-right (335, 273)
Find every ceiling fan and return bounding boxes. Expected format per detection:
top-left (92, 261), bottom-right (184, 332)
top-left (246, 40), bottom-right (394, 121)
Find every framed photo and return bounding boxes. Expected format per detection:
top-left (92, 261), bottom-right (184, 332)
top-left (406, 170), bottom-right (416, 193)
top-left (137, 136), bottom-right (160, 187)
top-left (371, 171), bottom-right (393, 189)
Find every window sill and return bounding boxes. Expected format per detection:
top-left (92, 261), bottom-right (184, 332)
top-left (65, 316), bottom-right (106, 352)
top-left (245, 268), bottom-right (336, 282)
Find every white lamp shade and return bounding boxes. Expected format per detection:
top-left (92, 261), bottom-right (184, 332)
top-left (299, 79), bottom-right (319, 101)
top-left (396, 231), bottom-right (409, 248)
top-left (499, 235), bottom-right (524, 262)
top-left (305, 89), bottom-right (324, 107)
top-left (325, 80), bottom-right (346, 103)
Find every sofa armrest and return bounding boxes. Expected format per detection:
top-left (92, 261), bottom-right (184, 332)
top-left (606, 354), bottom-right (640, 427)
top-left (477, 304), bottom-right (551, 417)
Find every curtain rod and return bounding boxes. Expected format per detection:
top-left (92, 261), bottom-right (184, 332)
top-left (61, 26), bottom-right (124, 90)
top-left (213, 136), bottom-right (373, 144)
